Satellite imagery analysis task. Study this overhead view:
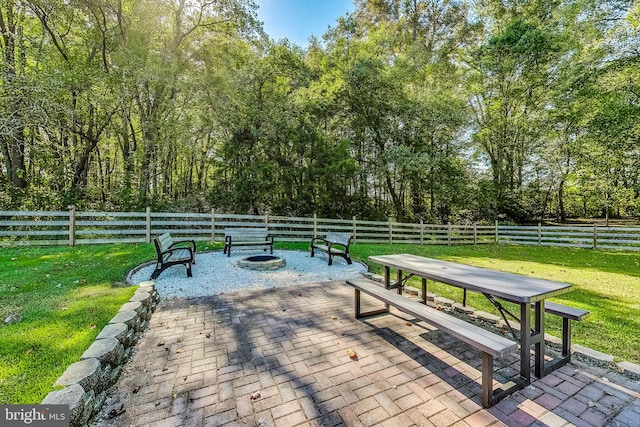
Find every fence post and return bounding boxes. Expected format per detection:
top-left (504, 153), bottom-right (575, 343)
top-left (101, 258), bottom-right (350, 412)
top-left (388, 218), bottom-right (393, 244)
top-left (211, 209), bottom-right (216, 242)
top-left (68, 205), bottom-right (76, 246)
top-left (145, 207), bottom-right (151, 243)
top-left (495, 220), bottom-right (499, 243)
top-left (593, 224), bottom-right (598, 249)
top-left (473, 223), bottom-right (477, 245)
top-left (352, 216), bottom-right (357, 244)
top-left (447, 222), bottom-right (452, 246)
top-left (538, 222), bottom-right (542, 245)
top-left (313, 213), bottom-right (317, 238)
top-left (420, 220), bottom-right (424, 245)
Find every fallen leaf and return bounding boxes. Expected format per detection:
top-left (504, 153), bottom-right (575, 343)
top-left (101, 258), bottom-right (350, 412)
top-left (176, 349), bottom-right (184, 353)
top-left (158, 341), bottom-right (165, 347)
top-left (108, 404), bottom-right (125, 418)
top-left (331, 316), bottom-right (337, 320)
top-left (206, 334), bottom-right (211, 338)
top-left (249, 391), bottom-right (261, 400)
top-left (132, 386), bottom-right (140, 394)
top-left (162, 367), bottom-right (168, 372)
top-left (347, 349), bottom-right (358, 359)
top-left (89, 323), bottom-right (97, 330)
top-left (405, 322), bottom-right (412, 326)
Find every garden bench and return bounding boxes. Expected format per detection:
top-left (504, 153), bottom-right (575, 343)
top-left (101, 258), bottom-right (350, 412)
top-left (150, 233), bottom-right (196, 280)
top-left (223, 227), bottom-right (273, 257)
top-left (345, 277), bottom-right (519, 407)
top-left (310, 232), bottom-right (352, 265)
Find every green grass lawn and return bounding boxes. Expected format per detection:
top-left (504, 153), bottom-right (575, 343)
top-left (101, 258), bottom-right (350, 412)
top-left (349, 243), bottom-right (640, 366)
top-left (0, 244), bottom-right (154, 403)
top-left (0, 241), bottom-right (638, 403)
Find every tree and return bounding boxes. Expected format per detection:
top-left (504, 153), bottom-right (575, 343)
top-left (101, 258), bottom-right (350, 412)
top-left (465, 2), bottom-right (565, 221)
top-left (0, 1), bottom-right (29, 199)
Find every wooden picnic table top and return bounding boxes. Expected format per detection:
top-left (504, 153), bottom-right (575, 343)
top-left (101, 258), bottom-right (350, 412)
top-left (368, 253), bottom-right (572, 304)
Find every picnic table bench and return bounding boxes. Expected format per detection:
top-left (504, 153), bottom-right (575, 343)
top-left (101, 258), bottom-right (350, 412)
top-left (460, 287), bottom-right (590, 371)
top-left (150, 233), bottom-right (196, 280)
top-left (310, 232), bottom-right (353, 265)
top-left (539, 301), bottom-right (590, 373)
top-left (346, 277), bottom-right (519, 408)
top-left (223, 227), bottom-right (273, 257)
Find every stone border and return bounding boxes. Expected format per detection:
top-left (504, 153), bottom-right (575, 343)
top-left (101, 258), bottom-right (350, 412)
top-left (238, 255), bottom-right (286, 270)
top-left (363, 272), bottom-right (640, 381)
top-left (41, 281), bottom-right (159, 427)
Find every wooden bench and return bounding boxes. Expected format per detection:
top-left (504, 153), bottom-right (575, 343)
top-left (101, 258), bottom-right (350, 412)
top-left (540, 301), bottom-right (589, 374)
top-left (310, 232), bottom-right (352, 265)
top-left (345, 277), bottom-right (520, 408)
top-left (223, 227), bottom-right (274, 257)
top-left (150, 233), bottom-right (196, 280)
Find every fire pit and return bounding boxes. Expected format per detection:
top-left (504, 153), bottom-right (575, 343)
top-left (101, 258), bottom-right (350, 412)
top-left (238, 255), bottom-right (286, 271)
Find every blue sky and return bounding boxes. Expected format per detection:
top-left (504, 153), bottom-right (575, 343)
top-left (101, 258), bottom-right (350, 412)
top-left (254, 0), bottom-right (354, 47)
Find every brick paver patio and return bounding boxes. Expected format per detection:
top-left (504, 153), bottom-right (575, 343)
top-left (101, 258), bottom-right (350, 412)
top-left (96, 281), bottom-right (640, 426)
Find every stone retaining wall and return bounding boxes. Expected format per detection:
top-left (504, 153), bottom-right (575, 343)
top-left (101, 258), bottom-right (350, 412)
top-left (41, 281), bottom-right (158, 427)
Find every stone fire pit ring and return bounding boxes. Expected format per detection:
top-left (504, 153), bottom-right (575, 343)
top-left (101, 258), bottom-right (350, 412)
top-left (238, 255), bottom-right (286, 271)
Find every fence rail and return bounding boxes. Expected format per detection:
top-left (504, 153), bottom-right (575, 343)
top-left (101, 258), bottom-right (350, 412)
top-left (0, 209), bottom-right (638, 251)
top-left (498, 224), bottom-right (640, 251)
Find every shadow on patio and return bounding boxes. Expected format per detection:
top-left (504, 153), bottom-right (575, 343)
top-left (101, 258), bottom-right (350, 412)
top-left (96, 281), bottom-right (640, 426)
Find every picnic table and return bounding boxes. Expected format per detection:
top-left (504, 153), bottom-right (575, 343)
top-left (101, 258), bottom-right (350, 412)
top-left (368, 254), bottom-right (574, 382)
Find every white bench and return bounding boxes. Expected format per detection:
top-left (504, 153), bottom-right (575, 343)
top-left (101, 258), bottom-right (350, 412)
top-left (345, 277), bottom-right (520, 408)
top-left (223, 227), bottom-right (274, 257)
top-left (310, 232), bottom-right (352, 265)
top-left (150, 233), bottom-right (196, 280)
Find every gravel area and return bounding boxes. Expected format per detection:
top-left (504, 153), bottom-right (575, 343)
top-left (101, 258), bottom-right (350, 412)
top-left (129, 249), bottom-right (367, 298)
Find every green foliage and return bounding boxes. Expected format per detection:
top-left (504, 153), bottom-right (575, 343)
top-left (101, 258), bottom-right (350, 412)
top-left (0, 0), bottom-right (637, 223)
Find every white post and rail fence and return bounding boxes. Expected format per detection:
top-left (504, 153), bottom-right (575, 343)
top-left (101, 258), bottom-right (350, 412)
top-left (0, 208), bottom-right (638, 251)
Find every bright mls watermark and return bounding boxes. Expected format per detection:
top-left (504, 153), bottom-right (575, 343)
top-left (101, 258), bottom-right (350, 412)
top-left (0, 405), bottom-right (68, 426)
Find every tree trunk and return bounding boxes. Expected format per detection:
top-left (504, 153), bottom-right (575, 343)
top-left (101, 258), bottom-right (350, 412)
top-left (558, 178), bottom-right (566, 222)
top-left (0, 2), bottom-right (28, 191)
